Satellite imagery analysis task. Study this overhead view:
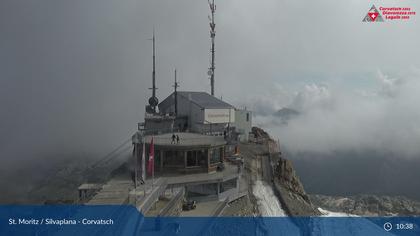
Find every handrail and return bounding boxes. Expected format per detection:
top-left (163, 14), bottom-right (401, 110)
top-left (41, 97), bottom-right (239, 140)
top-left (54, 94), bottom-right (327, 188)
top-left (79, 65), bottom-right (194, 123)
top-left (158, 188), bottom-right (185, 216)
top-left (212, 198), bottom-right (229, 216)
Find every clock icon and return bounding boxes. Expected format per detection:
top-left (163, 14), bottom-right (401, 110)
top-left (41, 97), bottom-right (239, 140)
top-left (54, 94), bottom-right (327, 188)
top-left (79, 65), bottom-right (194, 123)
top-left (384, 222), bottom-right (393, 231)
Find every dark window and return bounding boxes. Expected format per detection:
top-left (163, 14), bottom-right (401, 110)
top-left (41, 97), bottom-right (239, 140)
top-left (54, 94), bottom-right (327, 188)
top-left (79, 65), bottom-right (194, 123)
top-left (221, 178), bottom-right (237, 192)
top-left (246, 113), bottom-right (250, 122)
top-left (198, 150), bottom-right (207, 166)
top-left (210, 147), bottom-right (222, 164)
top-left (163, 150), bottom-right (184, 167)
top-left (187, 151), bottom-right (198, 167)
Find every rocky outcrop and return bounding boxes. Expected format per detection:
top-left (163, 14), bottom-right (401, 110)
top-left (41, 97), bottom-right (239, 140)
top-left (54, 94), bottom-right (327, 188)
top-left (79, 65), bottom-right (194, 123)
top-left (275, 158), bottom-right (310, 202)
top-left (247, 126), bottom-right (321, 216)
top-left (273, 155), bottom-right (321, 216)
top-left (251, 127), bottom-right (272, 140)
top-left (311, 194), bottom-right (420, 216)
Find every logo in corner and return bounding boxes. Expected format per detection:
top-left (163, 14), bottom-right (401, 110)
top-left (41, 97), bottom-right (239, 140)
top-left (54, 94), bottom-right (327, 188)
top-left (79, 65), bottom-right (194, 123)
top-left (363, 5), bottom-right (384, 22)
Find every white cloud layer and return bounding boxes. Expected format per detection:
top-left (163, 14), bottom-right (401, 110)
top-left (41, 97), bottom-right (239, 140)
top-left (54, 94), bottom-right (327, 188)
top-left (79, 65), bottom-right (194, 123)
top-left (254, 69), bottom-right (420, 157)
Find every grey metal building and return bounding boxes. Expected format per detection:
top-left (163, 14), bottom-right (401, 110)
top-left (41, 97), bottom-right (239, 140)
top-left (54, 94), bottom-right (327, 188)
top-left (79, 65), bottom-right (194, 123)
top-left (158, 91), bottom-right (235, 134)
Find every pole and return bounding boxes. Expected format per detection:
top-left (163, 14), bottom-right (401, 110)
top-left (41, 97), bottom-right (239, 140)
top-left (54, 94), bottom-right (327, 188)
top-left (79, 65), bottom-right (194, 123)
top-left (208, 0), bottom-right (216, 96)
top-left (228, 108), bottom-right (231, 139)
top-left (153, 140), bottom-right (155, 189)
top-left (173, 69), bottom-right (179, 117)
top-left (151, 136), bottom-right (154, 191)
top-left (142, 136), bottom-right (146, 196)
top-left (134, 134), bottom-right (142, 203)
top-left (148, 29), bottom-right (158, 113)
top-left (134, 144), bottom-right (138, 189)
top-left (152, 30), bottom-right (156, 100)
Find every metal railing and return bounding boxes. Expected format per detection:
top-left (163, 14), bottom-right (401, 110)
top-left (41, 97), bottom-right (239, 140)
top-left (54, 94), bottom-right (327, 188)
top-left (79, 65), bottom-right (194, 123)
top-left (212, 198), bottom-right (229, 216)
top-left (158, 187), bottom-right (185, 216)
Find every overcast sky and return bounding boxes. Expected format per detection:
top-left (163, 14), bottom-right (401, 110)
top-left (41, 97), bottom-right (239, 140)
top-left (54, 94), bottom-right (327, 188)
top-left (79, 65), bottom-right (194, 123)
top-left (1, 0), bottom-right (420, 173)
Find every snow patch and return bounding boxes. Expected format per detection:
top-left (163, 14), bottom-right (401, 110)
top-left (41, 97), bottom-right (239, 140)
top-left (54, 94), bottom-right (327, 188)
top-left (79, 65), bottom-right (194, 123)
top-left (318, 207), bottom-right (359, 217)
top-left (252, 180), bottom-right (286, 216)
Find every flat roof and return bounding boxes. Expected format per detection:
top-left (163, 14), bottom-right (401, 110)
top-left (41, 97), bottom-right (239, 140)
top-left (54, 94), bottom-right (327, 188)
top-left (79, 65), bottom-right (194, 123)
top-left (144, 132), bottom-right (226, 147)
top-left (159, 91), bottom-right (235, 110)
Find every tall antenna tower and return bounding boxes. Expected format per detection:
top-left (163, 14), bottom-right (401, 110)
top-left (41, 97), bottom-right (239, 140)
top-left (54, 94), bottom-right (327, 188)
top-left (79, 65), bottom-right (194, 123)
top-left (147, 29), bottom-right (159, 113)
top-left (208, 0), bottom-right (216, 96)
top-left (172, 69), bottom-right (179, 116)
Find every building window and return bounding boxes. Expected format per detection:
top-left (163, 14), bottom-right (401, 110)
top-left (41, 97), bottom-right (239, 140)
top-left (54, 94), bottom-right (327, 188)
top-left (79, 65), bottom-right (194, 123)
top-left (220, 178), bottom-right (237, 193)
top-left (246, 113), bottom-right (249, 122)
top-left (209, 148), bottom-right (221, 164)
top-left (163, 150), bottom-right (184, 167)
top-left (186, 151), bottom-right (196, 167)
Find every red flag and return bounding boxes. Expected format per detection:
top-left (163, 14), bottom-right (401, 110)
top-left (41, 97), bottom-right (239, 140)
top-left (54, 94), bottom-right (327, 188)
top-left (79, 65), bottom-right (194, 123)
top-left (147, 137), bottom-right (154, 175)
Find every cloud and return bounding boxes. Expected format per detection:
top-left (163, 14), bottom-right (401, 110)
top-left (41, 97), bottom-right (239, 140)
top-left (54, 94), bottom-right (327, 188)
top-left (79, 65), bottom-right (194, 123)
top-left (289, 84), bottom-right (333, 112)
top-left (232, 83), bottom-right (292, 116)
top-left (1, 0), bottom-right (420, 196)
top-left (375, 70), bottom-right (400, 97)
top-left (255, 69), bottom-right (420, 157)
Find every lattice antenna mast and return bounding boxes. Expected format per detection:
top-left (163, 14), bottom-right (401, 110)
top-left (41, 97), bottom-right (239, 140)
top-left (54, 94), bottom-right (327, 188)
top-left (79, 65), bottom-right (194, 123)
top-left (152, 30), bottom-right (156, 99)
top-left (208, 0), bottom-right (216, 96)
top-left (172, 69), bottom-right (180, 116)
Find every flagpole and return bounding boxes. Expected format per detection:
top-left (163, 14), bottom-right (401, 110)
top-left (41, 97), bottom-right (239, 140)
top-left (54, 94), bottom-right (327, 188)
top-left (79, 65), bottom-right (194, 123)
top-left (152, 136), bottom-right (154, 190)
top-left (147, 136), bottom-right (155, 192)
top-left (142, 136), bottom-right (146, 196)
top-left (134, 143), bottom-right (137, 189)
top-left (133, 133), bottom-right (140, 204)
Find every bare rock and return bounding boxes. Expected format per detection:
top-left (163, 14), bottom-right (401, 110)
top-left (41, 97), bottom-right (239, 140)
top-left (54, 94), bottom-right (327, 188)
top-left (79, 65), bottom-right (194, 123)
top-left (273, 156), bottom-right (321, 216)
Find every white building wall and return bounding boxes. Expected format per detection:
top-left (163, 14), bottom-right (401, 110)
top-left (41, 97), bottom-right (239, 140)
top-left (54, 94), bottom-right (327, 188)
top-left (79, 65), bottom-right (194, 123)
top-left (204, 108), bottom-right (235, 124)
top-left (233, 109), bottom-right (252, 142)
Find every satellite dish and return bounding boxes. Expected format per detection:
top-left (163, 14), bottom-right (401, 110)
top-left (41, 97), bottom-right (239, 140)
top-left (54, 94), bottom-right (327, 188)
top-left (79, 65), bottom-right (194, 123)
top-left (148, 96), bottom-right (159, 106)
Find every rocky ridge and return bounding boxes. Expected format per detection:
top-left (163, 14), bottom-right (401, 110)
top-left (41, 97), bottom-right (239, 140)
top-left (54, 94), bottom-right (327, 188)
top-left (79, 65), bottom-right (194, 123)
top-left (311, 194), bottom-right (420, 216)
top-left (251, 126), bottom-right (321, 216)
top-left (273, 154), bottom-right (321, 216)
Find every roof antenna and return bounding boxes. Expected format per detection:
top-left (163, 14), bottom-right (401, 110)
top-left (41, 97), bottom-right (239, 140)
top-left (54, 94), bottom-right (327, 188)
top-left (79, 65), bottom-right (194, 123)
top-left (208, 0), bottom-right (216, 96)
top-left (172, 69), bottom-right (180, 116)
top-left (147, 28), bottom-right (159, 113)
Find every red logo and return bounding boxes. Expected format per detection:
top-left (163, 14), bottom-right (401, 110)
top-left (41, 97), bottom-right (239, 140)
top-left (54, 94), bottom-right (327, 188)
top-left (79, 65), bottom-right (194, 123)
top-left (363, 5), bottom-right (416, 22)
top-left (368, 12), bottom-right (378, 21)
top-left (363, 5), bottom-right (384, 22)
